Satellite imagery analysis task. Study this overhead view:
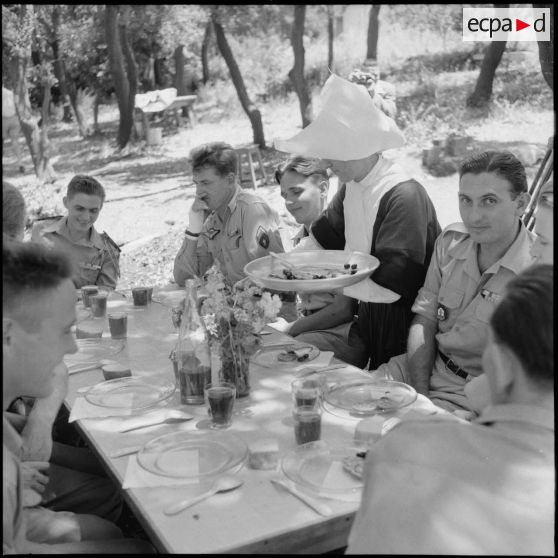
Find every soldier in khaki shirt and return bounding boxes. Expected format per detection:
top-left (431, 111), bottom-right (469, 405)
top-left (173, 142), bottom-right (284, 286)
top-left (31, 175), bottom-right (120, 289)
top-left (373, 151), bottom-right (534, 413)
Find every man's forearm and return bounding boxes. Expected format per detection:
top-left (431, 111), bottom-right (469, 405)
top-left (173, 237), bottom-right (203, 285)
top-left (290, 295), bottom-right (355, 337)
top-left (406, 315), bottom-right (438, 396)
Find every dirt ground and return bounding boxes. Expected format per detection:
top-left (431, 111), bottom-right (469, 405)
top-left (3, 96), bottom-right (551, 289)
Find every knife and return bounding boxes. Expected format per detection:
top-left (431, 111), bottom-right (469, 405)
top-left (109, 445), bottom-right (142, 458)
top-left (270, 478), bottom-right (333, 516)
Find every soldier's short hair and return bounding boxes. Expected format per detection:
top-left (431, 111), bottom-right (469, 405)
top-left (3, 181), bottom-right (26, 240)
top-left (274, 156), bottom-right (329, 186)
top-left (3, 239), bottom-right (73, 332)
top-left (189, 142), bottom-right (238, 178)
top-left (66, 175), bottom-right (106, 203)
top-left (490, 263), bottom-right (553, 389)
top-left (459, 151), bottom-right (527, 199)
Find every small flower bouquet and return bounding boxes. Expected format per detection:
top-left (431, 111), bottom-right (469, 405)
top-left (200, 265), bottom-right (282, 397)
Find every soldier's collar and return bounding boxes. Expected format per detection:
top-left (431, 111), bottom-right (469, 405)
top-left (55, 217), bottom-right (104, 248)
top-left (216, 185), bottom-right (242, 222)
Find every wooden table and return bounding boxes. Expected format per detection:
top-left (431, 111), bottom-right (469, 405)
top-left (66, 289), bottom-right (435, 553)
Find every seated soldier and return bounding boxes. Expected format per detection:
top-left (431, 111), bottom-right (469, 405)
top-left (347, 264), bottom-right (554, 555)
top-left (271, 156), bottom-right (367, 367)
top-left (173, 141), bottom-right (284, 287)
top-left (373, 151), bottom-right (534, 413)
top-left (465, 177), bottom-right (554, 414)
top-left (3, 183), bottom-right (123, 540)
top-left (31, 174), bottom-right (120, 289)
top-left (3, 239), bottom-right (153, 553)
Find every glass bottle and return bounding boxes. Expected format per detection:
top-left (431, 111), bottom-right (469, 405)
top-left (176, 279), bottom-right (211, 404)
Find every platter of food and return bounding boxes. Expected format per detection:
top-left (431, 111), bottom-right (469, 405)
top-left (251, 343), bottom-right (320, 368)
top-left (243, 250), bottom-right (379, 293)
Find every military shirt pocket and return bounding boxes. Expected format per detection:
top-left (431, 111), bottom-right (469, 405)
top-left (475, 298), bottom-right (496, 323)
top-left (225, 230), bottom-right (242, 251)
top-left (79, 261), bottom-right (101, 285)
top-left (438, 287), bottom-right (465, 310)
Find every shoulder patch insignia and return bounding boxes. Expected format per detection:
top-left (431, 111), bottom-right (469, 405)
top-left (256, 226), bottom-right (270, 249)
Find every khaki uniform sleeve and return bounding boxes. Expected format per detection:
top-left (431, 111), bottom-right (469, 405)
top-left (97, 235), bottom-right (121, 289)
top-left (411, 233), bottom-right (445, 321)
top-left (173, 232), bottom-right (213, 286)
top-left (240, 203), bottom-right (284, 259)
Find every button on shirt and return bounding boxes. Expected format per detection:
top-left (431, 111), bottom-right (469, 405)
top-left (347, 403), bottom-right (554, 555)
top-left (31, 217), bottom-right (120, 289)
top-left (174, 186), bottom-right (284, 286)
top-left (411, 221), bottom-right (534, 410)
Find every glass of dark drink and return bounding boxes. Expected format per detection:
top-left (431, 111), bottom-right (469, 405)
top-left (81, 285), bottom-right (99, 308)
top-left (90, 292), bottom-right (108, 318)
top-left (132, 287), bottom-right (150, 306)
top-left (205, 382), bottom-right (236, 429)
top-left (291, 377), bottom-right (323, 409)
top-left (293, 405), bottom-right (322, 445)
top-left (108, 312), bottom-right (127, 339)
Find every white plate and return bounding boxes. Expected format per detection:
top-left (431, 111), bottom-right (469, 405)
top-left (137, 430), bottom-right (248, 479)
top-left (251, 343), bottom-right (320, 368)
top-left (243, 250), bottom-right (379, 293)
top-left (84, 375), bottom-right (175, 410)
top-left (65, 338), bottom-right (126, 365)
top-left (325, 379), bottom-right (417, 416)
top-left (281, 441), bottom-right (366, 502)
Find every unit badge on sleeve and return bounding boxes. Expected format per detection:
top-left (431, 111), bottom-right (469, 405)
top-left (436, 304), bottom-right (448, 321)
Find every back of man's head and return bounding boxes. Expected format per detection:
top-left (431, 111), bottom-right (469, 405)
top-left (3, 181), bottom-right (26, 240)
top-left (3, 239), bottom-right (73, 333)
top-left (189, 142), bottom-right (238, 177)
top-left (66, 174), bottom-right (106, 203)
top-left (459, 150), bottom-right (527, 199)
top-left (490, 263), bottom-right (553, 389)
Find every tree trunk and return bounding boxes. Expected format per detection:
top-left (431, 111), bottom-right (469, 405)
top-left (105, 5), bottom-right (136, 149)
top-left (366, 5), bottom-right (381, 61)
top-left (288, 5), bottom-right (313, 128)
top-left (201, 21), bottom-right (212, 85)
top-left (327, 5), bottom-right (334, 71)
top-left (8, 6), bottom-right (56, 183)
top-left (174, 45), bottom-right (186, 95)
top-left (466, 3), bottom-right (508, 107)
top-left (50, 5), bottom-right (72, 122)
top-left (534, 3), bottom-right (553, 90)
top-left (466, 39), bottom-right (507, 107)
top-left (66, 80), bottom-right (90, 137)
top-left (211, 11), bottom-right (266, 148)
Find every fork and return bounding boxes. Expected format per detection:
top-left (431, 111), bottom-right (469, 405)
top-left (118, 410), bottom-right (193, 432)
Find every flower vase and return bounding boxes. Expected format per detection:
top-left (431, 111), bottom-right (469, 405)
top-left (220, 332), bottom-right (251, 397)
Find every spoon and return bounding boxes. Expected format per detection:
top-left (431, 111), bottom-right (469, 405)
top-left (68, 358), bottom-right (117, 375)
top-left (163, 475), bottom-right (244, 515)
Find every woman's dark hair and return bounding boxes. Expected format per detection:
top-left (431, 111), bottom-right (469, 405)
top-left (490, 263), bottom-right (553, 388)
top-left (189, 142), bottom-right (238, 177)
top-left (459, 150), bottom-right (527, 199)
top-left (274, 156), bottom-right (329, 185)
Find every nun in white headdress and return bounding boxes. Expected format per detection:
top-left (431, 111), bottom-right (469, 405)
top-left (274, 74), bottom-right (441, 369)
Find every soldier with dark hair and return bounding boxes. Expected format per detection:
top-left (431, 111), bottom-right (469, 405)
top-left (173, 141), bottom-right (284, 287)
